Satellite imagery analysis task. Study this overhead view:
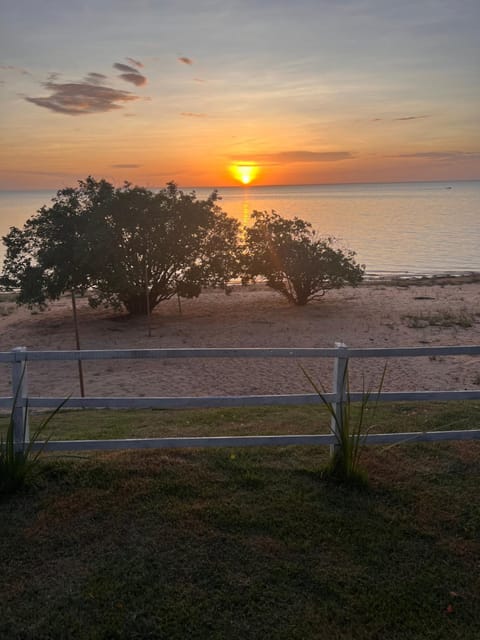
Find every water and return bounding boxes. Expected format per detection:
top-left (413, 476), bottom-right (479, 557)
top-left (1, 181), bottom-right (479, 277)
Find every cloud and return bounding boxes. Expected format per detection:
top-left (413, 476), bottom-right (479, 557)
top-left (0, 65), bottom-right (31, 76)
top-left (180, 112), bottom-right (207, 118)
top-left (25, 80), bottom-right (140, 115)
top-left (372, 115), bottom-right (430, 122)
top-left (252, 150), bottom-right (353, 163)
top-left (112, 163), bottom-right (141, 168)
top-left (394, 151), bottom-right (480, 160)
top-left (113, 63), bottom-right (139, 74)
top-left (113, 62), bottom-right (147, 86)
top-left (47, 72), bottom-right (61, 82)
top-left (178, 56), bottom-right (193, 65)
top-left (394, 115), bottom-right (430, 121)
top-left (85, 72), bottom-right (108, 85)
top-left (0, 168), bottom-right (74, 177)
top-left (126, 57), bottom-right (143, 68)
top-left (118, 72), bottom-right (147, 86)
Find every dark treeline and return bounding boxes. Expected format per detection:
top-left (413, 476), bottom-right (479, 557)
top-left (1, 177), bottom-right (364, 316)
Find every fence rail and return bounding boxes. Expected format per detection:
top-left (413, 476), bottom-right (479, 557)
top-left (1, 343), bottom-right (480, 454)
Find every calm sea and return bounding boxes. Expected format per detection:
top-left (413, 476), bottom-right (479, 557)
top-left (1, 180), bottom-right (479, 278)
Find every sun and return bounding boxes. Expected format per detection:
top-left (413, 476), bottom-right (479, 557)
top-left (230, 163), bottom-right (260, 185)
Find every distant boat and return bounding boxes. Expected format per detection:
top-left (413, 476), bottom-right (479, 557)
top-left (445, 186), bottom-right (453, 189)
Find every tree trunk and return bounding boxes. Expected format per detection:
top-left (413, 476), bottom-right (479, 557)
top-left (123, 292), bottom-right (160, 315)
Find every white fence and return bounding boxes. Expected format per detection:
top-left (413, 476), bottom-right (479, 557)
top-left (1, 343), bottom-right (480, 453)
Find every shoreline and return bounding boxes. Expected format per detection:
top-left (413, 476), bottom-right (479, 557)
top-left (363, 271), bottom-right (480, 286)
top-left (3, 272), bottom-right (480, 300)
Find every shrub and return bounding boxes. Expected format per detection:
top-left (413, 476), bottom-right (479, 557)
top-left (242, 211), bottom-right (364, 305)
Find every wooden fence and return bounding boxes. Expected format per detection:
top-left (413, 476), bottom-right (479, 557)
top-left (1, 343), bottom-right (480, 454)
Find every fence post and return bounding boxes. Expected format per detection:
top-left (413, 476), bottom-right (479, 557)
top-left (330, 341), bottom-right (348, 460)
top-left (11, 346), bottom-right (29, 453)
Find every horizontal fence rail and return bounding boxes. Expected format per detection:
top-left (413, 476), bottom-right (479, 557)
top-left (1, 344), bottom-right (480, 454)
top-left (1, 344), bottom-right (480, 363)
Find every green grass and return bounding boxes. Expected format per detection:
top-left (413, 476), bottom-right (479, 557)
top-left (0, 403), bottom-right (479, 639)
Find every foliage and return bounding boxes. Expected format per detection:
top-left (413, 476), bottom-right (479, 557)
top-left (1, 177), bottom-right (114, 307)
top-left (90, 182), bottom-right (241, 315)
top-left (303, 362), bottom-right (386, 486)
top-left (1, 179), bottom-right (241, 316)
top-left (0, 392), bottom-right (65, 495)
top-left (242, 210), bottom-right (364, 305)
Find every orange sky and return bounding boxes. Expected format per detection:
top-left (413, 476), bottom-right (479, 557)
top-left (1, 1), bottom-right (479, 189)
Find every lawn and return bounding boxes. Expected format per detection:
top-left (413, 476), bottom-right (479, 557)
top-left (1, 403), bottom-right (479, 639)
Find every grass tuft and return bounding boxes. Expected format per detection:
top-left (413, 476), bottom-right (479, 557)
top-left (0, 393), bottom-right (66, 495)
top-left (403, 310), bottom-right (475, 329)
top-left (302, 362), bottom-right (386, 487)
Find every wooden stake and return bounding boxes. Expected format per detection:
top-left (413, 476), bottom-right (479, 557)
top-left (71, 289), bottom-right (85, 397)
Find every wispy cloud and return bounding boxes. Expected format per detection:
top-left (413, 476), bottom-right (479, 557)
top-left (0, 168), bottom-right (74, 177)
top-left (118, 72), bottom-right (147, 86)
top-left (85, 72), bottom-right (108, 85)
top-left (180, 112), bottom-right (207, 118)
top-left (26, 80), bottom-right (140, 115)
top-left (372, 115), bottom-right (430, 122)
top-left (113, 63), bottom-right (138, 74)
top-left (394, 151), bottom-right (480, 160)
top-left (25, 58), bottom-right (149, 115)
top-left (0, 65), bottom-right (31, 76)
top-left (178, 56), bottom-right (193, 65)
top-left (394, 115), bottom-right (430, 121)
top-left (126, 57), bottom-right (143, 69)
top-left (113, 61), bottom-right (147, 86)
top-left (112, 163), bottom-right (141, 168)
top-left (251, 150), bottom-right (353, 163)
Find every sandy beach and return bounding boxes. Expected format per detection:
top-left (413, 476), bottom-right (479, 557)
top-left (1, 278), bottom-right (479, 399)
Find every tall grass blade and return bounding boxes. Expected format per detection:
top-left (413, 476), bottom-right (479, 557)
top-left (301, 362), bottom-right (387, 486)
top-left (0, 370), bottom-right (68, 494)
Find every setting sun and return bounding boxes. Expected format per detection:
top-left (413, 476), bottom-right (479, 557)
top-left (230, 163), bottom-right (260, 185)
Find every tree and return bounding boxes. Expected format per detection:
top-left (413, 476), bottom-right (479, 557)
top-left (2, 179), bottom-right (242, 318)
top-left (242, 210), bottom-right (364, 305)
top-left (1, 177), bottom-right (115, 395)
top-left (1, 177), bottom-right (113, 307)
top-left (88, 182), bottom-right (241, 315)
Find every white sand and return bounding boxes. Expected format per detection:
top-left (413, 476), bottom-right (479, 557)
top-left (1, 280), bottom-right (479, 399)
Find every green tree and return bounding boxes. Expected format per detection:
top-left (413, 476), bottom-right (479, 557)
top-left (242, 210), bottom-right (364, 305)
top-left (1, 177), bottom-right (113, 307)
top-left (89, 182), bottom-right (241, 315)
top-left (1, 177), bottom-right (114, 395)
top-left (2, 179), bottom-right (242, 318)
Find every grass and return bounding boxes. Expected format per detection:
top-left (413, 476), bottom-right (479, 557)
top-left (302, 363), bottom-right (386, 486)
top-left (402, 310), bottom-right (475, 329)
top-left (0, 388), bottom-right (65, 495)
top-left (0, 403), bottom-right (479, 639)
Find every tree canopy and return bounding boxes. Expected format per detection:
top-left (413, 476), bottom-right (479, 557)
top-left (242, 210), bottom-right (364, 305)
top-left (90, 182), bottom-right (241, 314)
top-left (1, 179), bottom-right (241, 315)
top-left (2, 181), bottom-right (365, 316)
top-left (1, 177), bottom-right (114, 307)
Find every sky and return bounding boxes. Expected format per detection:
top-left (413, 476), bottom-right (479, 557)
top-left (1, 0), bottom-right (479, 190)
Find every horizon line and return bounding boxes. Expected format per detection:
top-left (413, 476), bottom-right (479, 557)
top-left (0, 177), bottom-right (479, 193)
